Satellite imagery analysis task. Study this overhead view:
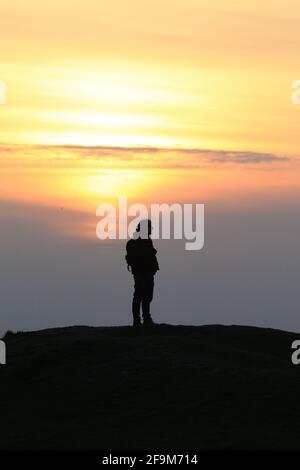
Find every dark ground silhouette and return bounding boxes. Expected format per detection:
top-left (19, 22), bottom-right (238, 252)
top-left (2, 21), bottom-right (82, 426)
top-left (1, 324), bottom-right (300, 449)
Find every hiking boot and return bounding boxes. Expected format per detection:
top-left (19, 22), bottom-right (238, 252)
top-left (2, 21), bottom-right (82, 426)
top-left (133, 318), bottom-right (142, 328)
top-left (143, 317), bottom-right (155, 326)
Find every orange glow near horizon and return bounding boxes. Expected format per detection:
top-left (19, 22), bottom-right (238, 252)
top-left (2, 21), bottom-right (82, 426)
top-left (1, 153), bottom-right (299, 213)
top-left (0, 138), bottom-right (299, 242)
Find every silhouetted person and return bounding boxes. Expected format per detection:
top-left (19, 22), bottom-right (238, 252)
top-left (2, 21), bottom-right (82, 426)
top-left (126, 219), bottom-right (159, 327)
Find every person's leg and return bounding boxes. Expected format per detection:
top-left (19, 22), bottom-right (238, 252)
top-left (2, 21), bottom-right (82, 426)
top-left (132, 276), bottom-right (142, 326)
top-left (141, 299), bottom-right (150, 319)
top-left (132, 297), bottom-right (141, 325)
top-left (142, 276), bottom-right (154, 324)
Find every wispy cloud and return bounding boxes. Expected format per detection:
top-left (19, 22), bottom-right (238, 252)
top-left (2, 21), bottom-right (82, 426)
top-left (0, 143), bottom-right (294, 170)
top-left (207, 151), bottom-right (289, 164)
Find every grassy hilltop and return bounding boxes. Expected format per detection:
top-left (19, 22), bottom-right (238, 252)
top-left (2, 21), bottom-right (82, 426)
top-left (1, 324), bottom-right (300, 449)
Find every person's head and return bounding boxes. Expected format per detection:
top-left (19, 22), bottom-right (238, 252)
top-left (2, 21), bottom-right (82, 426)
top-left (136, 219), bottom-right (152, 238)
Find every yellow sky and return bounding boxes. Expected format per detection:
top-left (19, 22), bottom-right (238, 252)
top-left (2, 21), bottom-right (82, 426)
top-left (1, 0), bottom-right (300, 154)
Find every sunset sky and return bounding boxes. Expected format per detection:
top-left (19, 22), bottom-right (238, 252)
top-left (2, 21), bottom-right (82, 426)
top-left (1, 0), bottom-right (300, 153)
top-left (0, 1), bottom-right (300, 334)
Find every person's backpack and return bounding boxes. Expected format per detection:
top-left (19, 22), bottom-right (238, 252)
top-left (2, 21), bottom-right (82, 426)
top-left (125, 239), bottom-right (135, 272)
top-left (125, 238), bottom-right (159, 275)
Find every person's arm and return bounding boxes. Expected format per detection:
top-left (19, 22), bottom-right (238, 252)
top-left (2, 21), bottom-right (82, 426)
top-left (151, 246), bottom-right (160, 273)
top-left (125, 241), bottom-right (133, 271)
